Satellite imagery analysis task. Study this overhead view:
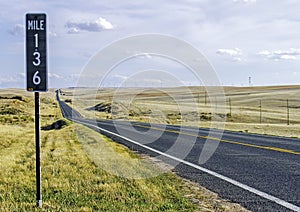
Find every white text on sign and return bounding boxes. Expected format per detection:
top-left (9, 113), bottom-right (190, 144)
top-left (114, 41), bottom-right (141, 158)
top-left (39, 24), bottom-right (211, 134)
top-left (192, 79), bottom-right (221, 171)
top-left (27, 20), bottom-right (45, 30)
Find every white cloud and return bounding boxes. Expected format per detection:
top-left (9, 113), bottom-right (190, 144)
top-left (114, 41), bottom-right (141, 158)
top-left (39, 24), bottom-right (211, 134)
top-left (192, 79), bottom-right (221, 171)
top-left (70, 73), bottom-right (81, 79)
top-left (49, 31), bottom-right (58, 37)
top-left (233, 0), bottom-right (256, 3)
top-left (0, 76), bottom-right (17, 84)
top-left (67, 27), bottom-right (80, 34)
top-left (125, 50), bottom-right (153, 59)
top-left (48, 73), bottom-right (62, 79)
top-left (63, 74), bottom-right (81, 83)
top-left (112, 74), bottom-right (128, 81)
top-left (258, 48), bottom-right (300, 60)
top-left (96, 17), bottom-right (114, 30)
top-left (65, 17), bottom-right (114, 34)
top-left (18, 72), bottom-right (25, 77)
top-left (0, 73), bottom-right (24, 86)
top-left (134, 52), bottom-right (152, 59)
top-left (8, 24), bottom-right (24, 36)
top-left (8, 23), bottom-right (57, 37)
top-left (216, 48), bottom-right (243, 61)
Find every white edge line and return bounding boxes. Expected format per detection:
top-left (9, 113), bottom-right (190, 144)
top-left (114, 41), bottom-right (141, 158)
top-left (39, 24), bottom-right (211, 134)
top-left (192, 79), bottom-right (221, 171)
top-left (72, 118), bottom-right (300, 212)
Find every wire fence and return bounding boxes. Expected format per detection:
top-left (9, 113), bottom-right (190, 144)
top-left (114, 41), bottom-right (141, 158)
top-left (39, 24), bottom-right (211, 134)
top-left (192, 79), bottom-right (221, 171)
top-left (225, 98), bottom-right (299, 125)
top-left (196, 92), bottom-right (300, 125)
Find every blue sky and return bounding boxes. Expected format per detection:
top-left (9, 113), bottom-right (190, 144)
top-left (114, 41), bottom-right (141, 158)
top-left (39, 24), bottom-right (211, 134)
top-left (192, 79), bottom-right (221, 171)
top-left (1, 0), bottom-right (300, 88)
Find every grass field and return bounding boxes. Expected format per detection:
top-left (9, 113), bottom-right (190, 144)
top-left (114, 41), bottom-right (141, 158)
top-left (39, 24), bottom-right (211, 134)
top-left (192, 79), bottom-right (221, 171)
top-left (0, 89), bottom-right (247, 211)
top-left (61, 85), bottom-right (300, 138)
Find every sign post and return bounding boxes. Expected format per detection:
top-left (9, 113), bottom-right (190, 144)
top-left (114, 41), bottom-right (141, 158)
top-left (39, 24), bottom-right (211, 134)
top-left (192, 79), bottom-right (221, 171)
top-left (26, 13), bottom-right (47, 208)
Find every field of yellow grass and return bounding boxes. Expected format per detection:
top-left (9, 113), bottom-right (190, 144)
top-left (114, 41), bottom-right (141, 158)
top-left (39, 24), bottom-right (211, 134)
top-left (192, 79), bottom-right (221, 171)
top-left (61, 85), bottom-right (300, 138)
top-left (0, 88), bottom-right (248, 211)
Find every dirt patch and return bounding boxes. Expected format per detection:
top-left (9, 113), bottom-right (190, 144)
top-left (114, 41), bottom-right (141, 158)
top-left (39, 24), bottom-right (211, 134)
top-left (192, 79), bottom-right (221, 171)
top-left (41, 120), bottom-right (67, 131)
top-left (65, 99), bottom-right (72, 103)
top-left (86, 102), bottom-right (113, 113)
top-left (0, 95), bottom-right (26, 102)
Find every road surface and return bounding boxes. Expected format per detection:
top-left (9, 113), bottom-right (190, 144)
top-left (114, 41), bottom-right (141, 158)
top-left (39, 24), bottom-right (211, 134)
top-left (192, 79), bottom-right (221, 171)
top-left (57, 91), bottom-right (300, 212)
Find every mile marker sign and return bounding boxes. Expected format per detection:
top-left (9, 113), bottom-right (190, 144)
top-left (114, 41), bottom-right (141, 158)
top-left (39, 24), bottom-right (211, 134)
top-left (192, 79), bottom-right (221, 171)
top-left (25, 13), bottom-right (47, 207)
top-left (26, 13), bottom-right (47, 92)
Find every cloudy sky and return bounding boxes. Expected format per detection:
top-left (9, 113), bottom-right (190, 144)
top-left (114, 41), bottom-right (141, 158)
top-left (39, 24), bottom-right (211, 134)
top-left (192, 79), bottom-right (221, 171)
top-left (1, 0), bottom-right (300, 88)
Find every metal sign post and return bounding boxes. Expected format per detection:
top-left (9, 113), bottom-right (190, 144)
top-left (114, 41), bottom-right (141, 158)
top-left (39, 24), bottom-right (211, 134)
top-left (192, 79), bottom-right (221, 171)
top-left (34, 92), bottom-right (41, 207)
top-left (26, 13), bottom-right (47, 208)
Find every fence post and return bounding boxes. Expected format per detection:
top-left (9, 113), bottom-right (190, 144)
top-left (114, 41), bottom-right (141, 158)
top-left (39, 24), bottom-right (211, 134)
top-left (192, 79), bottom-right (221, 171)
top-left (287, 99), bottom-right (290, 125)
top-left (229, 98), bottom-right (232, 117)
top-left (215, 96), bottom-right (217, 109)
top-left (259, 100), bottom-right (262, 124)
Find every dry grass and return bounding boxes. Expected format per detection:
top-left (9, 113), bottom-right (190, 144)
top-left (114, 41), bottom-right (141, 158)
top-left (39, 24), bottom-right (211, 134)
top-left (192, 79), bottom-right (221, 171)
top-left (61, 85), bottom-right (300, 137)
top-left (0, 88), bottom-right (249, 211)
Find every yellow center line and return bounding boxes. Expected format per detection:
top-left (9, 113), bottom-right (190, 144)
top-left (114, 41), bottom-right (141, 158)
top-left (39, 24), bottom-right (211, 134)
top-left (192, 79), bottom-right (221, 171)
top-left (133, 124), bottom-right (300, 155)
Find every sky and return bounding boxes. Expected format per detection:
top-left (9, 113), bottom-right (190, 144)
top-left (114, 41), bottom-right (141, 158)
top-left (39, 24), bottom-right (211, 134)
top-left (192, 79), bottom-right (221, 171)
top-left (1, 0), bottom-right (300, 88)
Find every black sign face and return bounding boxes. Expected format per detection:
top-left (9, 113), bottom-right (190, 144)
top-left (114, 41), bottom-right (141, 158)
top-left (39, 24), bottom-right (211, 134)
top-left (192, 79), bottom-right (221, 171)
top-left (26, 13), bottom-right (47, 92)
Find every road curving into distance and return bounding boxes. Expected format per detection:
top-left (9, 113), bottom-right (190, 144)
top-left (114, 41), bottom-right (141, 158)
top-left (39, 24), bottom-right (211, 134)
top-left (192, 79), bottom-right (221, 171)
top-left (56, 91), bottom-right (300, 212)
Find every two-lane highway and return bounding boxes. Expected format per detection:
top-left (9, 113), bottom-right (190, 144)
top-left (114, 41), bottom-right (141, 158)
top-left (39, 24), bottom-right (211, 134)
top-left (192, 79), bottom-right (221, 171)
top-left (57, 92), bottom-right (300, 212)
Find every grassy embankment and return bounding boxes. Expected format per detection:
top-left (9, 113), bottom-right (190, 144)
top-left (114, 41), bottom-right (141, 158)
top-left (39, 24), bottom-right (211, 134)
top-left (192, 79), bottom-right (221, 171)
top-left (62, 86), bottom-right (300, 138)
top-left (0, 89), bottom-right (247, 211)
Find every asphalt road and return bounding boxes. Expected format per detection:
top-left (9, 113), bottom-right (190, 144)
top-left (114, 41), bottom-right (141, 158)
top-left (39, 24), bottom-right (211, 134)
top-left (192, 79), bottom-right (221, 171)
top-left (57, 92), bottom-right (300, 212)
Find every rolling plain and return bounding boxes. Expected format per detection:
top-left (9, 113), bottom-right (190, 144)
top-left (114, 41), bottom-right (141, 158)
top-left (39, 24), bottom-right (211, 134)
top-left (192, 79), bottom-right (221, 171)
top-left (61, 85), bottom-right (300, 138)
top-left (0, 88), bottom-right (251, 211)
